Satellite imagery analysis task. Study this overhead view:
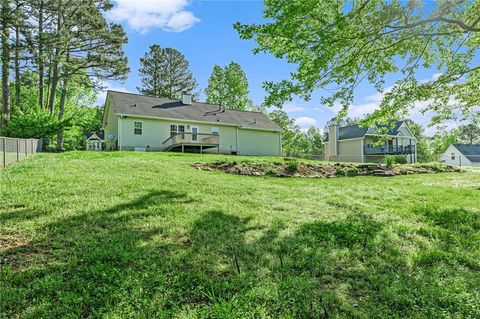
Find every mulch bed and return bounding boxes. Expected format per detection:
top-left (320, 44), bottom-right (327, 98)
top-left (193, 160), bottom-right (463, 178)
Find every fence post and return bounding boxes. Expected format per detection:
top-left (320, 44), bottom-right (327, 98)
top-left (16, 138), bottom-right (19, 161)
top-left (2, 137), bottom-right (5, 168)
top-left (25, 139), bottom-right (27, 157)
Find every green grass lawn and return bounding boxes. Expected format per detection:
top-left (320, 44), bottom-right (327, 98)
top-left (1, 152), bottom-right (479, 318)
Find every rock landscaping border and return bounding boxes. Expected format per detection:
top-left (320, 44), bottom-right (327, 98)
top-left (193, 160), bottom-right (463, 178)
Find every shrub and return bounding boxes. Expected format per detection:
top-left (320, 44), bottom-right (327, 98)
top-left (346, 167), bottom-right (359, 176)
top-left (286, 160), bottom-right (299, 172)
top-left (393, 155), bottom-right (407, 164)
top-left (384, 155), bottom-right (395, 167)
top-left (265, 168), bottom-right (278, 176)
top-left (414, 162), bottom-right (447, 172)
top-left (335, 167), bottom-right (346, 176)
top-left (385, 155), bottom-right (408, 166)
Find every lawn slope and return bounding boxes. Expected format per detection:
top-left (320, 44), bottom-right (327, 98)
top-left (1, 152), bottom-right (479, 318)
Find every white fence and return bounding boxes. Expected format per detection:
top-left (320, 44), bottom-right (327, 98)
top-left (0, 137), bottom-right (41, 168)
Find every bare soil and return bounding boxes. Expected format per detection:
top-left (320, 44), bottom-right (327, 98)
top-left (193, 160), bottom-right (463, 178)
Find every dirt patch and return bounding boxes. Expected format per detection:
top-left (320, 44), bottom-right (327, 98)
top-left (193, 160), bottom-right (463, 178)
top-left (0, 234), bottom-right (53, 271)
top-left (0, 233), bottom-right (31, 251)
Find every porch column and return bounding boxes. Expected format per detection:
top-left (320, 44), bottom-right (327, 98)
top-left (409, 138), bottom-right (412, 163)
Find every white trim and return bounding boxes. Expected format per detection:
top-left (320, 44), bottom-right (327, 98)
top-left (237, 126), bottom-right (282, 133)
top-left (118, 116), bottom-right (123, 151)
top-left (451, 144), bottom-right (474, 166)
top-left (360, 137), bottom-right (365, 163)
top-left (399, 122), bottom-right (418, 142)
top-left (191, 126), bottom-right (199, 141)
top-left (101, 95), bottom-right (110, 129)
top-left (337, 137), bottom-right (364, 142)
top-left (169, 123), bottom-right (186, 134)
top-left (236, 127), bottom-right (240, 154)
top-left (278, 132), bottom-right (282, 156)
top-left (114, 113), bottom-right (282, 133)
top-left (133, 120), bottom-right (144, 136)
top-left (86, 133), bottom-right (103, 142)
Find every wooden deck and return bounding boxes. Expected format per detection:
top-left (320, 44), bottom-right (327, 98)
top-left (163, 132), bottom-right (220, 153)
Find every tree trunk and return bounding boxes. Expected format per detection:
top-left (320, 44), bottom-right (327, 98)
top-left (48, 58), bottom-right (59, 113)
top-left (48, 14), bottom-right (62, 113)
top-left (14, 0), bottom-right (20, 109)
top-left (45, 56), bottom-right (52, 111)
top-left (1, 0), bottom-right (11, 127)
top-left (56, 76), bottom-right (69, 151)
top-left (38, 0), bottom-right (44, 109)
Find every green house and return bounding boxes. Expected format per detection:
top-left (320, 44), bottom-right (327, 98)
top-left (102, 91), bottom-right (282, 156)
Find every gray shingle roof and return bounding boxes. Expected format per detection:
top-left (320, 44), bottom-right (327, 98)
top-left (107, 91), bottom-right (282, 132)
top-left (453, 144), bottom-right (480, 162)
top-left (85, 132), bottom-right (104, 140)
top-left (325, 121), bottom-right (406, 141)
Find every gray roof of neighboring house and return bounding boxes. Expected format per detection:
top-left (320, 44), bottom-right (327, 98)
top-left (106, 91), bottom-right (282, 132)
top-left (85, 132), bottom-right (104, 140)
top-left (453, 144), bottom-right (480, 162)
top-left (325, 121), bottom-right (406, 141)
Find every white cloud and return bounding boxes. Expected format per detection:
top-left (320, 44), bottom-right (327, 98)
top-left (96, 82), bottom-right (131, 106)
top-left (420, 72), bottom-right (443, 83)
top-left (295, 116), bottom-right (317, 128)
top-left (107, 0), bottom-right (200, 33)
top-left (424, 121), bottom-right (459, 136)
top-left (283, 102), bottom-right (305, 113)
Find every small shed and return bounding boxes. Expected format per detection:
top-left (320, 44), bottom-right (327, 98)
top-left (440, 144), bottom-right (480, 167)
top-left (85, 133), bottom-right (104, 151)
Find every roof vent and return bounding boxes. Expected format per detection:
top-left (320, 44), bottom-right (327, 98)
top-left (182, 93), bottom-right (192, 105)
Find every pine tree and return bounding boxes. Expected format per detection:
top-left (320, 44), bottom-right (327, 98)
top-left (52, 0), bottom-right (129, 150)
top-left (205, 61), bottom-right (252, 110)
top-left (1, 0), bottom-right (12, 126)
top-left (137, 45), bottom-right (197, 100)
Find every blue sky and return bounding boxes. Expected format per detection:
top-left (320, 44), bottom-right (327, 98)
top-left (101, 0), bottom-right (457, 135)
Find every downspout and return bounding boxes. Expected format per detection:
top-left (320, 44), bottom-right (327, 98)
top-left (236, 127), bottom-right (240, 154)
top-left (279, 132), bottom-right (282, 156)
top-left (118, 116), bottom-right (123, 151)
top-left (361, 137), bottom-right (365, 163)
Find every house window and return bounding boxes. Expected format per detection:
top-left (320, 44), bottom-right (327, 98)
top-left (211, 127), bottom-right (219, 136)
top-left (170, 124), bottom-right (177, 137)
top-left (170, 124), bottom-right (185, 137)
top-left (451, 153), bottom-right (455, 160)
top-left (134, 122), bottom-right (143, 135)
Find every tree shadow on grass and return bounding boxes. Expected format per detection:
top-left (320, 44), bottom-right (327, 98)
top-left (1, 197), bottom-right (479, 318)
top-left (173, 209), bottom-right (479, 318)
top-left (1, 190), bottom-right (194, 318)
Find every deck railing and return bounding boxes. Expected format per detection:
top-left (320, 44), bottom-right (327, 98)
top-left (364, 144), bottom-right (415, 155)
top-left (162, 132), bottom-right (220, 147)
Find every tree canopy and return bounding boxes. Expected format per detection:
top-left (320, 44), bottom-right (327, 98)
top-left (235, 0), bottom-right (480, 126)
top-left (205, 62), bottom-right (253, 110)
top-left (137, 45), bottom-right (197, 100)
top-left (0, 0), bottom-right (129, 150)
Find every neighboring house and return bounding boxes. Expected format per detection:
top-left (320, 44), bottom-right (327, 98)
top-left (324, 121), bottom-right (417, 163)
top-left (101, 91), bottom-right (282, 156)
top-left (440, 144), bottom-right (480, 167)
top-left (85, 132), bottom-right (104, 151)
